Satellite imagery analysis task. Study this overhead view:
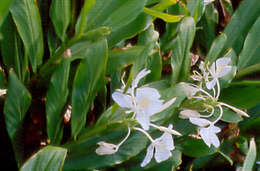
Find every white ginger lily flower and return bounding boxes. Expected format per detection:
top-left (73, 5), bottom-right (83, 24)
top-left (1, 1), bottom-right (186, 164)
top-left (96, 141), bottom-right (119, 155)
top-left (112, 69), bottom-right (176, 130)
top-left (180, 82), bottom-right (200, 99)
top-left (140, 125), bottom-right (175, 167)
top-left (0, 89), bottom-right (7, 96)
top-left (204, 0), bottom-right (215, 5)
top-left (189, 117), bottom-right (221, 148)
top-left (206, 57), bottom-right (232, 90)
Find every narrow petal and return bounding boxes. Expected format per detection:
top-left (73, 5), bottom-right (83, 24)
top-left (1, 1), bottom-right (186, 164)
top-left (211, 133), bottom-right (220, 148)
top-left (96, 141), bottom-right (118, 155)
top-left (112, 92), bottom-right (132, 108)
top-left (206, 79), bottom-right (217, 90)
top-left (136, 110), bottom-right (150, 130)
top-left (199, 127), bottom-right (211, 147)
top-left (189, 117), bottom-right (211, 127)
top-left (160, 97), bottom-right (176, 111)
top-left (180, 109), bottom-right (201, 119)
top-left (141, 143), bottom-right (154, 167)
top-left (132, 69), bottom-right (151, 89)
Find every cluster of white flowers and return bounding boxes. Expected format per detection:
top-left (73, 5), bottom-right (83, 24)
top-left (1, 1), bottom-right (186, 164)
top-left (95, 57), bottom-right (249, 167)
top-left (96, 69), bottom-right (180, 167)
top-left (180, 57), bottom-right (248, 148)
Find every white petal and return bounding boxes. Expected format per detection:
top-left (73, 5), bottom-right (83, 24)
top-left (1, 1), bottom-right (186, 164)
top-left (216, 66), bottom-right (232, 78)
top-left (141, 143), bottom-right (154, 167)
top-left (96, 141), bottom-right (118, 155)
top-left (136, 87), bottom-right (161, 100)
top-left (211, 125), bottom-right (221, 133)
top-left (211, 132), bottom-right (220, 148)
top-left (157, 125), bottom-right (181, 136)
top-left (0, 89), bottom-right (7, 96)
top-left (136, 110), bottom-right (150, 130)
top-left (189, 117), bottom-right (211, 127)
top-left (216, 57), bottom-right (231, 66)
top-left (112, 92), bottom-right (132, 108)
top-left (206, 79), bottom-right (217, 90)
top-left (199, 127), bottom-right (211, 147)
top-left (132, 69), bottom-right (151, 89)
top-left (180, 109), bottom-right (201, 119)
top-left (160, 97), bottom-right (176, 111)
top-left (154, 144), bottom-right (172, 163)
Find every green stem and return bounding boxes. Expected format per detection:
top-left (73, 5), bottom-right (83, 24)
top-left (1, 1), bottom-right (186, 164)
top-left (235, 63), bottom-right (260, 79)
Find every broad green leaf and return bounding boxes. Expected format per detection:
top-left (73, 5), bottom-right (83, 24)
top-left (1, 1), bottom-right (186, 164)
top-left (0, 15), bottom-right (23, 79)
top-left (46, 57), bottom-right (71, 144)
top-left (50, 0), bottom-right (71, 41)
top-left (242, 138), bottom-right (257, 171)
top-left (176, 136), bottom-right (217, 157)
top-left (63, 122), bottom-right (148, 170)
top-left (4, 70), bottom-right (31, 140)
top-left (71, 39), bottom-right (108, 138)
top-left (82, 0), bottom-right (146, 33)
top-left (10, 0), bottom-right (44, 72)
top-left (221, 108), bottom-right (243, 123)
top-left (187, 0), bottom-right (204, 22)
top-left (106, 46), bottom-right (145, 75)
top-left (238, 16), bottom-right (260, 70)
top-left (205, 33), bottom-right (227, 64)
top-left (0, 0), bottom-right (14, 26)
top-left (220, 86), bottom-right (260, 109)
top-left (223, 0), bottom-right (260, 54)
top-left (108, 13), bottom-right (152, 48)
top-left (20, 146), bottom-right (67, 171)
top-left (171, 17), bottom-right (195, 84)
top-left (240, 103), bottom-right (260, 132)
top-left (4, 70), bottom-right (31, 164)
top-left (143, 7), bottom-right (183, 23)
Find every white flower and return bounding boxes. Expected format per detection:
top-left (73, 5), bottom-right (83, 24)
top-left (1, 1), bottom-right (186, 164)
top-left (0, 89), bottom-right (7, 96)
top-left (206, 57), bottom-right (232, 90)
top-left (150, 123), bottom-right (182, 136)
top-left (189, 117), bottom-right (221, 148)
top-left (180, 82), bottom-right (200, 99)
top-left (141, 125), bottom-right (175, 167)
top-left (179, 109), bottom-right (201, 119)
top-left (204, 0), bottom-right (215, 5)
top-left (96, 141), bottom-right (118, 155)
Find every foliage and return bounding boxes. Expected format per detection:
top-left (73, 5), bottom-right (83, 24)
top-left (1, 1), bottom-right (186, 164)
top-left (0, 0), bottom-right (259, 170)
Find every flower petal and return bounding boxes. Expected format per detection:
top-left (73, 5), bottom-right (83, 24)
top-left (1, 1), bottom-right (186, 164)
top-left (136, 110), bottom-right (150, 130)
top-left (141, 143), bottom-right (154, 167)
top-left (96, 141), bottom-right (118, 155)
top-left (112, 92), bottom-right (132, 108)
top-left (189, 117), bottom-right (211, 127)
top-left (154, 144), bottom-right (172, 163)
top-left (180, 109), bottom-right (201, 119)
top-left (211, 132), bottom-right (220, 148)
top-left (199, 127), bottom-right (211, 147)
top-left (132, 69), bottom-right (151, 89)
top-left (136, 87), bottom-right (161, 100)
top-left (206, 79), bottom-right (217, 90)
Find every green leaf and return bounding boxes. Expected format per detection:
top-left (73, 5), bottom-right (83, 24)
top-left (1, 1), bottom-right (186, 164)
top-left (50, 0), bottom-right (71, 41)
top-left (106, 46), bottom-right (145, 75)
top-left (82, 0), bottom-right (146, 33)
top-left (171, 17), bottom-right (195, 84)
top-left (242, 138), bottom-right (257, 171)
top-left (63, 122), bottom-right (148, 170)
top-left (223, 0), bottom-right (260, 54)
top-left (143, 7), bottom-right (183, 23)
top-left (71, 39), bottom-right (108, 138)
top-left (237, 16), bottom-right (260, 70)
top-left (4, 70), bottom-right (31, 140)
top-left (186, 0), bottom-right (204, 23)
top-left (0, 0), bottom-right (14, 26)
top-left (10, 0), bottom-right (44, 72)
top-left (205, 33), bottom-right (227, 64)
top-left (176, 136), bottom-right (217, 157)
top-left (108, 13), bottom-right (152, 48)
top-left (20, 146), bottom-right (67, 171)
top-left (220, 85), bottom-right (260, 109)
top-left (4, 70), bottom-right (31, 164)
top-left (46, 57), bottom-right (71, 144)
top-left (221, 108), bottom-right (243, 123)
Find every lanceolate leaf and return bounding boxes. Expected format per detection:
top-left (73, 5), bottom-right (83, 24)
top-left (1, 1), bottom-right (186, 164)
top-left (4, 70), bottom-right (31, 141)
top-left (171, 17), bottom-right (195, 84)
top-left (82, 0), bottom-right (147, 33)
top-left (0, 0), bottom-right (14, 26)
top-left (10, 0), bottom-right (44, 72)
top-left (237, 16), bottom-right (260, 70)
top-left (71, 39), bottom-right (108, 138)
top-left (223, 0), bottom-right (260, 54)
top-left (50, 0), bottom-right (71, 41)
top-left (46, 57), bottom-right (71, 144)
top-left (20, 146), bottom-right (67, 171)
top-left (4, 70), bottom-right (31, 164)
